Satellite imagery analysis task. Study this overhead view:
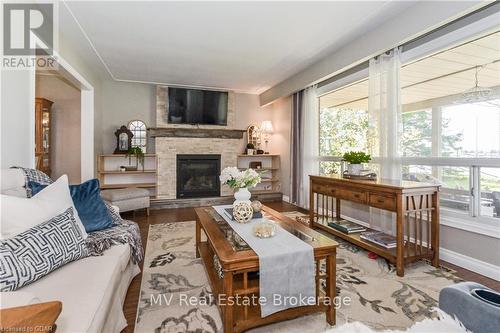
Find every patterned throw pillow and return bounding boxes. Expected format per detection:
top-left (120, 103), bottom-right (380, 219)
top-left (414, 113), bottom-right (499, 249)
top-left (0, 207), bottom-right (88, 292)
top-left (10, 167), bottom-right (53, 197)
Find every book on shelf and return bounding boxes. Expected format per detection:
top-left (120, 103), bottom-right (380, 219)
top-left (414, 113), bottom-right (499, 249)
top-left (360, 231), bottom-right (397, 249)
top-left (327, 219), bottom-right (367, 234)
top-left (224, 208), bottom-right (262, 221)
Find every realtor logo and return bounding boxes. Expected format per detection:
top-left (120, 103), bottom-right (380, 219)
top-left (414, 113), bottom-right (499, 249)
top-left (3, 3), bottom-right (54, 55)
top-left (2, 2), bottom-right (58, 69)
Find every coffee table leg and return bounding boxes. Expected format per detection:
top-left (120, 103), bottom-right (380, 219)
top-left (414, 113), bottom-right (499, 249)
top-left (195, 219), bottom-right (200, 258)
top-left (223, 271), bottom-right (234, 333)
top-left (326, 254), bottom-right (336, 326)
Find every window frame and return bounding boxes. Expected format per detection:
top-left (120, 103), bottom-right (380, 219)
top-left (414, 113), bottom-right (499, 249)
top-left (128, 119), bottom-right (147, 152)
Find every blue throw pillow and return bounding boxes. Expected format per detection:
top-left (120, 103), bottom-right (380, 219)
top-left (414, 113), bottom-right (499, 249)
top-left (28, 178), bottom-right (114, 233)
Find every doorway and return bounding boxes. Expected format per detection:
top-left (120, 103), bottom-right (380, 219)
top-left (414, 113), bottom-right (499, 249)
top-left (35, 72), bottom-right (82, 183)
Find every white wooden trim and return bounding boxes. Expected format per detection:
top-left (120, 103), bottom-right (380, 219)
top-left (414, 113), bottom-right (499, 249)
top-left (316, 68), bottom-right (368, 98)
top-left (319, 155), bottom-right (500, 168)
top-left (53, 51), bottom-right (93, 90)
top-left (282, 195), bottom-right (291, 203)
top-left (29, 58), bottom-right (36, 169)
top-left (401, 13), bottom-right (500, 65)
top-left (400, 157), bottom-right (500, 167)
top-left (441, 214), bottom-right (500, 239)
top-left (80, 89), bottom-right (94, 181)
top-left (440, 247), bottom-right (500, 281)
top-left (51, 51), bottom-right (95, 181)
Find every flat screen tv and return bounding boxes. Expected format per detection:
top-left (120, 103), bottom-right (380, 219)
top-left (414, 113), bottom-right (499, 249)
top-left (168, 87), bottom-right (228, 125)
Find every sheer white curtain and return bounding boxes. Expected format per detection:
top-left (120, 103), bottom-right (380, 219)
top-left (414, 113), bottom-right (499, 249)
top-left (368, 48), bottom-right (402, 232)
top-left (298, 85), bottom-right (319, 208)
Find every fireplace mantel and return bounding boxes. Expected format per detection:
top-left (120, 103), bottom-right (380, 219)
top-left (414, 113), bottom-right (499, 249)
top-left (148, 127), bottom-right (245, 139)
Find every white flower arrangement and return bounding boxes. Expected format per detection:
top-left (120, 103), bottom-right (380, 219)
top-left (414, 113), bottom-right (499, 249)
top-left (220, 167), bottom-right (262, 189)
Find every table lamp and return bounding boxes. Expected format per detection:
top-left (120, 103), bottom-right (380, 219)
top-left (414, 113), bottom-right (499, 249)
top-left (260, 120), bottom-right (274, 154)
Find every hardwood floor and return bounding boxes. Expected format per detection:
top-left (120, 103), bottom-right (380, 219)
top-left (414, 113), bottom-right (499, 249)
top-left (120, 202), bottom-right (499, 333)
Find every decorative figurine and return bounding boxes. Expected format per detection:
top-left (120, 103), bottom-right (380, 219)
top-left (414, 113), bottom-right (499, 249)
top-left (233, 202), bottom-right (254, 223)
top-left (251, 200), bottom-right (263, 213)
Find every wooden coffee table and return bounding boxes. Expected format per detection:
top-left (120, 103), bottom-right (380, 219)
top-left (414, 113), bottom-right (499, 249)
top-left (195, 205), bottom-right (338, 333)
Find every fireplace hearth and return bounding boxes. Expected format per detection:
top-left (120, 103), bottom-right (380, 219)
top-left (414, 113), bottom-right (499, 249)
top-left (176, 154), bottom-right (221, 198)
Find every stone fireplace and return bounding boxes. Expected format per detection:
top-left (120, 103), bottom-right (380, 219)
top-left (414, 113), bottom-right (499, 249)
top-left (176, 154), bottom-right (221, 198)
top-left (152, 86), bottom-right (244, 199)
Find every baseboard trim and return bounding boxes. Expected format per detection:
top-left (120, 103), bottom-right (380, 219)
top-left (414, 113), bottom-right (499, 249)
top-left (440, 248), bottom-right (500, 281)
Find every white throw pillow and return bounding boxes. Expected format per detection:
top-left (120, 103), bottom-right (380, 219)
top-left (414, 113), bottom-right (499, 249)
top-left (0, 175), bottom-right (88, 239)
top-left (0, 168), bottom-right (26, 197)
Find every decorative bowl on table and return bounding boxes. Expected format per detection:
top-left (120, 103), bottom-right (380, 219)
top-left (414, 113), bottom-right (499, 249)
top-left (253, 222), bottom-right (277, 238)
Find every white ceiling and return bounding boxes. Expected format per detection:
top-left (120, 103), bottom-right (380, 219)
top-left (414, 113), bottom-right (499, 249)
top-left (319, 31), bottom-right (500, 109)
top-left (64, 1), bottom-right (416, 93)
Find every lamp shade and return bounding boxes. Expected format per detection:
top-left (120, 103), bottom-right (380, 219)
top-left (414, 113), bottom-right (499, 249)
top-left (260, 120), bottom-right (274, 134)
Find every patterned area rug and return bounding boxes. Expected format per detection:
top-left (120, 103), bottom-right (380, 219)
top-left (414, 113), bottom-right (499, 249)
top-left (134, 212), bottom-right (462, 333)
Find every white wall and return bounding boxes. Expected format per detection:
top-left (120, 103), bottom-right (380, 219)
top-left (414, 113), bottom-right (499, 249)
top-left (36, 75), bottom-right (81, 183)
top-left (270, 96), bottom-right (292, 197)
top-left (233, 93), bottom-right (292, 196)
top-left (100, 80), bottom-right (156, 154)
top-left (1, 69), bottom-right (35, 169)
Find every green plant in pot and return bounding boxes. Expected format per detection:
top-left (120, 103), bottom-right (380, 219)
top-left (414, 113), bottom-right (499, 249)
top-left (342, 151), bottom-right (371, 175)
top-left (126, 147), bottom-right (145, 171)
top-left (246, 143), bottom-right (255, 155)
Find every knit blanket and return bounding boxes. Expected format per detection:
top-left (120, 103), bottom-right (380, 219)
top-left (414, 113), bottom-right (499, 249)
top-left (85, 202), bottom-right (144, 264)
top-left (85, 217), bottom-right (144, 264)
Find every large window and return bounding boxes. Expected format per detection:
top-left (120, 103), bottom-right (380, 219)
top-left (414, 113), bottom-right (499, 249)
top-left (319, 80), bottom-right (368, 175)
top-left (401, 109), bottom-right (432, 157)
top-left (319, 31), bottom-right (500, 222)
top-left (441, 102), bottom-right (500, 158)
top-left (400, 31), bottom-right (500, 220)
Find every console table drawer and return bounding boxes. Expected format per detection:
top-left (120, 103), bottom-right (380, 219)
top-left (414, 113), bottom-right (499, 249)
top-left (312, 183), bottom-right (338, 196)
top-left (338, 189), bottom-right (366, 204)
top-left (369, 193), bottom-right (396, 211)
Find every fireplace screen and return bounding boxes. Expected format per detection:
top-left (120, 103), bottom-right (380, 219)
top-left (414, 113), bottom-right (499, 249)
top-left (176, 154), bottom-right (221, 198)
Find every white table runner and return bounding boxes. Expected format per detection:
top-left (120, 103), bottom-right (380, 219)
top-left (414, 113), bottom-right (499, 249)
top-left (213, 205), bottom-right (315, 317)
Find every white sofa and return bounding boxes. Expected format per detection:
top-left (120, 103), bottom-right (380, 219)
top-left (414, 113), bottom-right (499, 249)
top-left (0, 169), bottom-right (140, 333)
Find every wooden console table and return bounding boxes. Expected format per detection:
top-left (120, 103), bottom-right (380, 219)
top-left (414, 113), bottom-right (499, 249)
top-left (195, 205), bottom-right (338, 332)
top-left (309, 175), bottom-right (440, 277)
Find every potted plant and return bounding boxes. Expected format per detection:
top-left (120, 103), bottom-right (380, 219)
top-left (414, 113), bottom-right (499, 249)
top-left (342, 151), bottom-right (371, 175)
top-left (220, 167), bottom-right (262, 206)
top-left (246, 143), bottom-right (255, 155)
top-left (126, 147), bottom-right (145, 171)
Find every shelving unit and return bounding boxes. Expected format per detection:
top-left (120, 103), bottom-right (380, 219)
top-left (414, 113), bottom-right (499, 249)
top-left (237, 154), bottom-right (281, 197)
top-left (97, 154), bottom-right (158, 197)
top-left (35, 98), bottom-right (53, 176)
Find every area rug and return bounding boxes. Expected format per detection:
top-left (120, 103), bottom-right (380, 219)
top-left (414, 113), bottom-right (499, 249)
top-left (134, 212), bottom-right (462, 333)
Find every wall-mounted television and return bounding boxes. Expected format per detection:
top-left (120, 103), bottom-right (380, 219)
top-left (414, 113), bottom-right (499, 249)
top-left (168, 87), bottom-right (228, 125)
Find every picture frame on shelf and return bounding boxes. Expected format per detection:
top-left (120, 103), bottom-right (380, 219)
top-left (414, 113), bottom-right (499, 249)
top-left (114, 125), bottom-right (134, 154)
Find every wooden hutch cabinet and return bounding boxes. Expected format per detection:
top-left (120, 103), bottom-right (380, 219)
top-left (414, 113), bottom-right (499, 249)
top-left (35, 97), bottom-right (53, 176)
